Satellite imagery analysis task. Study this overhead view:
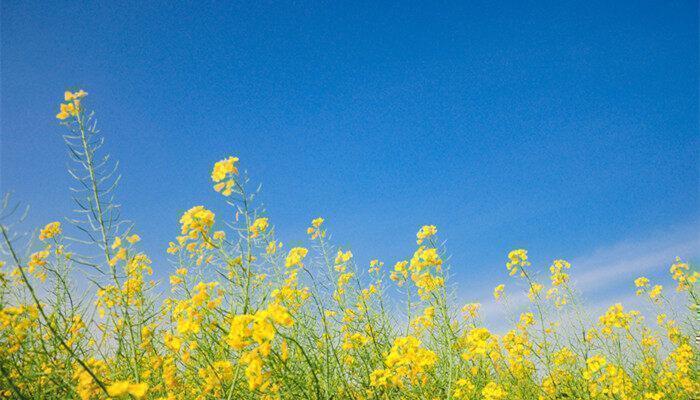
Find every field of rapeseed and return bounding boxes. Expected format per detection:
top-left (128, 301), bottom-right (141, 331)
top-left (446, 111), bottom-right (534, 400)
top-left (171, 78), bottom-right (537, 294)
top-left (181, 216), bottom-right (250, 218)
top-left (0, 91), bottom-right (697, 400)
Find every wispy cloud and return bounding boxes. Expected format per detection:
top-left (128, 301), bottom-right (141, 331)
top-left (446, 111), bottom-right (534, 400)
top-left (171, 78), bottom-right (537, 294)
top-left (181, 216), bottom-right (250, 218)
top-left (469, 222), bottom-right (699, 330)
top-left (571, 226), bottom-right (699, 290)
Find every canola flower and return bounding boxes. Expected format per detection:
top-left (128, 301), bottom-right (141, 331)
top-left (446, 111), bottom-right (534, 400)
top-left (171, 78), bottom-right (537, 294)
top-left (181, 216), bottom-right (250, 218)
top-left (0, 90), bottom-right (697, 400)
top-left (56, 90), bottom-right (87, 120)
top-left (39, 221), bottom-right (61, 241)
top-left (106, 381), bottom-right (149, 399)
top-left (211, 156), bottom-right (239, 196)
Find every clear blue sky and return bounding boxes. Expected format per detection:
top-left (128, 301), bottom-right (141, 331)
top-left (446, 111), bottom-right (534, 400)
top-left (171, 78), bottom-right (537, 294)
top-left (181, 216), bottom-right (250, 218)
top-left (1, 1), bottom-right (698, 315)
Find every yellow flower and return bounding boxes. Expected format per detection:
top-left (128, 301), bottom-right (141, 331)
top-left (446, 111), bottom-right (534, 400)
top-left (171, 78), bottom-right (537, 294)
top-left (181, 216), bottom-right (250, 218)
top-left (73, 358), bottom-right (106, 400)
top-left (410, 306), bottom-right (435, 332)
top-left (285, 247), bottom-right (308, 268)
top-left (585, 355), bottom-right (607, 375)
top-left (335, 272), bottom-right (354, 298)
top-left (390, 260), bottom-right (409, 285)
top-left (369, 336), bottom-right (437, 388)
top-left (65, 90), bottom-right (88, 101)
top-left (266, 240), bottom-right (279, 255)
top-left (163, 332), bottom-right (182, 352)
top-left (166, 241), bottom-right (179, 254)
top-left (108, 247), bottom-right (127, 267)
top-left (553, 347), bottom-right (577, 366)
top-left (106, 381), bottom-right (148, 398)
top-left (453, 378), bottom-right (475, 399)
top-left (56, 102), bottom-right (76, 120)
top-left (493, 284), bottom-right (505, 300)
top-left (211, 156), bottom-right (239, 182)
top-left (649, 284), bottom-right (663, 302)
top-left (506, 249), bottom-right (529, 276)
top-left (409, 246), bottom-right (442, 272)
top-left (179, 206), bottom-right (215, 239)
top-left (56, 90), bottom-right (86, 119)
top-left (461, 303), bottom-right (481, 319)
top-left (211, 156), bottom-right (239, 196)
top-left (39, 222), bottom-right (61, 241)
top-left (307, 217), bottom-right (325, 239)
top-left (527, 282), bottom-right (543, 301)
top-left (549, 259), bottom-right (571, 286)
top-left (334, 249), bottom-right (353, 270)
top-left (518, 312), bottom-right (535, 329)
top-left (368, 259), bottom-right (383, 273)
top-left (461, 327), bottom-right (500, 362)
top-left (416, 225), bottom-right (437, 244)
top-left (28, 250), bottom-right (49, 272)
top-left (279, 338), bottom-right (289, 361)
top-left (126, 234), bottom-right (141, 244)
top-left (198, 360), bottom-right (234, 396)
top-left (635, 276), bottom-right (650, 288)
top-left (598, 303), bottom-right (638, 335)
top-left (249, 217), bottom-right (269, 238)
top-left (669, 257), bottom-right (697, 292)
top-left (481, 382), bottom-right (506, 400)
top-left (170, 275), bottom-right (183, 286)
top-left (311, 217), bottom-right (324, 227)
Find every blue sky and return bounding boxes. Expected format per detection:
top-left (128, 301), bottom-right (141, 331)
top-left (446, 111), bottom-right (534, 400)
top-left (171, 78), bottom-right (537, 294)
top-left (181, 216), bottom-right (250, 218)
top-left (1, 1), bottom-right (698, 317)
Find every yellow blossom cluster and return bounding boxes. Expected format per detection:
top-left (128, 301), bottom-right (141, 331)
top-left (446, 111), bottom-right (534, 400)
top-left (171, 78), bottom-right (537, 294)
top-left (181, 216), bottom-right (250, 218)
top-left (506, 248), bottom-right (530, 276)
top-left (226, 302), bottom-right (293, 391)
top-left (211, 156), bottom-right (239, 196)
top-left (39, 221), bottom-right (62, 241)
top-left (369, 336), bottom-right (437, 388)
top-left (56, 90), bottom-right (87, 120)
top-left (598, 303), bottom-right (641, 335)
top-left (284, 246), bottom-right (308, 268)
top-left (635, 276), bottom-right (664, 304)
top-left (249, 217), bottom-right (269, 238)
top-left (670, 257), bottom-right (698, 292)
top-left (307, 217), bottom-right (324, 239)
top-left (0, 92), bottom-right (697, 400)
top-left (416, 224), bottom-right (437, 244)
top-left (106, 381), bottom-right (149, 399)
top-left (179, 206), bottom-right (215, 240)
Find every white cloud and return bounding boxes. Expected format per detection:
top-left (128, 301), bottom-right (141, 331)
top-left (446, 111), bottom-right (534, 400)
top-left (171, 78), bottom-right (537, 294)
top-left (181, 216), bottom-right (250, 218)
top-left (466, 222), bottom-right (699, 332)
top-left (571, 227), bottom-right (699, 290)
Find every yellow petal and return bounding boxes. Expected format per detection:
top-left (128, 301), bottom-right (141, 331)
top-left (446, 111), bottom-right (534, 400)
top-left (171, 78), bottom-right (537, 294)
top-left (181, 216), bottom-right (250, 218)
top-left (128, 382), bottom-right (148, 398)
top-left (106, 381), bottom-right (130, 396)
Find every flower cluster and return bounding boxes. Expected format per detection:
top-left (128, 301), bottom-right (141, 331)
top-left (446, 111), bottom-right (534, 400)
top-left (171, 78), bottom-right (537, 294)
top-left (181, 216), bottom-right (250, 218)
top-left (506, 248), bottom-right (530, 276)
top-left (56, 90), bottom-right (87, 120)
top-left (39, 221), bottom-right (62, 241)
top-left (211, 156), bottom-right (239, 196)
top-left (226, 302), bottom-right (293, 391)
top-left (369, 336), bottom-right (437, 388)
top-left (1, 92), bottom-right (697, 400)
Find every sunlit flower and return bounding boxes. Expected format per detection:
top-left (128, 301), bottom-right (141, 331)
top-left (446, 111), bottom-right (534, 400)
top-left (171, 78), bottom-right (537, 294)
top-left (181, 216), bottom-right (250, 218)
top-left (506, 249), bottom-right (530, 276)
top-left (416, 225), bottom-right (437, 244)
top-left (211, 156), bottom-right (239, 196)
top-left (249, 217), bottom-right (269, 238)
top-left (461, 303), bottom-right (481, 319)
top-left (307, 217), bottom-right (325, 239)
top-left (39, 222), bottom-right (61, 241)
top-left (106, 381), bottom-right (148, 399)
top-left (285, 247), bottom-right (308, 268)
top-left (493, 284), bottom-right (505, 300)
